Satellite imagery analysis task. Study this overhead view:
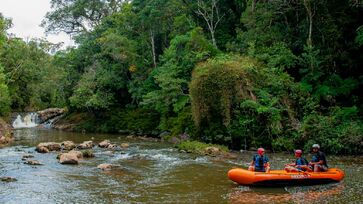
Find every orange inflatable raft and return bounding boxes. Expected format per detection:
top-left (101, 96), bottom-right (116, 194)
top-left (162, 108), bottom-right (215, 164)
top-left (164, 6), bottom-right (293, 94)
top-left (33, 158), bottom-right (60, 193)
top-left (228, 168), bottom-right (344, 186)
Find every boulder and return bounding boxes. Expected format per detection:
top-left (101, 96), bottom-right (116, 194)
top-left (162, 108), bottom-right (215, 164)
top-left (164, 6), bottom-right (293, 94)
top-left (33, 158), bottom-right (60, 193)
top-left (61, 141), bottom-right (76, 150)
top-left (68, 150), bottom-right (83, 159)
top-left (77, 141), bottom-right (94, 149)
top-left (59, 153), bottom-right (79, 165)
top-left (37, 108), bottom-right (65, 123)
top-left (0, 136), bottom-right (7, 144)
top-left (24, 160), bottom-right (42, 165)
top-left (204, 147), bottom-right (221, 156)
top-left (107, 144), bottom-right (117, 149)
top-left (97, 163), bottom-right (113, 171)
top-left (120, 143), bottom-right (129, 148)
top-left (36, 146), bottom-right (50, 153)
top-left (81, 150), bottom-right (95, 158)
top-left (98, 140), bottom-right (111, 148)
top-left (36, 142), bottom-right (61, 153)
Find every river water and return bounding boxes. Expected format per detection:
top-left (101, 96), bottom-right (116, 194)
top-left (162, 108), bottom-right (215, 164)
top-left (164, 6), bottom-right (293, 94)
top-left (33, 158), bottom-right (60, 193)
top-left (0, 129), bottom-right (362, 203)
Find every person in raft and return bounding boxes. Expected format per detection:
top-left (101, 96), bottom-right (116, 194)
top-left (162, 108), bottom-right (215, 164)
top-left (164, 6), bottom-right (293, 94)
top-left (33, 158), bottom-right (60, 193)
top-left (309, 144), bottom-right (328, 172)
top-left (248, 148), bottom-right (270, 172)
top-left (284, 149), bottom-right (310, 172)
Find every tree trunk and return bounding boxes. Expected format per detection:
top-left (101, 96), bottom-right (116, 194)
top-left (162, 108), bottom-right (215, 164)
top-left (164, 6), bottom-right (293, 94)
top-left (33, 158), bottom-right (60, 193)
top-left (150, 29), bottom-right (157, 68)
top-left (303, 0), bottom-right (313, 47)
top-left (210, 30), bottom-right (217, 47)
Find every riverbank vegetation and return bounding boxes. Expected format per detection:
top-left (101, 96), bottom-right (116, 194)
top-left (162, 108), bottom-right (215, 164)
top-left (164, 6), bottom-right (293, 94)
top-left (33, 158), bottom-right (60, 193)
top-left (0, 1), bottom-right (363, 154)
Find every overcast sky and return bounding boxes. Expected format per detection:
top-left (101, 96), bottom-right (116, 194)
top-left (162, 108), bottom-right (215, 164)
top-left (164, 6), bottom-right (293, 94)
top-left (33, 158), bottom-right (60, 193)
top-left (0, 0), bottom-right (74, 48)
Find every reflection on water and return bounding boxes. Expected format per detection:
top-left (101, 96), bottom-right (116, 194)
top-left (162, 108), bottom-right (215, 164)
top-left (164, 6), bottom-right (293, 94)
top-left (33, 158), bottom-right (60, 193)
top-left (0, 129), bottom-right (362, 203)
top-left (228, 184), bottom-right (344, 204)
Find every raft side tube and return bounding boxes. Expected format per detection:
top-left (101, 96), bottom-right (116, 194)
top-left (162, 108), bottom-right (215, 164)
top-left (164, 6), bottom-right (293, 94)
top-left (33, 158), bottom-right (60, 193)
top-left (228, 168), bottom-right (344, 186)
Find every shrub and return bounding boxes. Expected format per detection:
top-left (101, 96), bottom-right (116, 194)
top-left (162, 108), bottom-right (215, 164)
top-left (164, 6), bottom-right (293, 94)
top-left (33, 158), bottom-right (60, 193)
top-left (300, 106), bottom-right (363, 154)
top-left (177, 140), bottom-right (228, 154)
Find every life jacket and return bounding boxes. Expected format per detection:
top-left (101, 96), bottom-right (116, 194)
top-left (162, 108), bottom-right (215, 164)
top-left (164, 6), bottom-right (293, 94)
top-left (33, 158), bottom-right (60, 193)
top-left (295, 157), bottom-right (308, 171)
top-left (312, 155), bottom-right (319, 162)
top-left (315, 151), bottom-right (328, 167)
top-left (296, 157), bottom-right (308, 166)
top-left (253, 154), bottom-right (269, 171)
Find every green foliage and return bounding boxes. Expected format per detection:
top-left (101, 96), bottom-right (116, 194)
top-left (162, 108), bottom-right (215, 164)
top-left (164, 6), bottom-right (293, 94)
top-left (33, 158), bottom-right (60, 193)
top-left (356, 26), bottom-right (363, 46)
top-left (0, 65), bottom-right (10, 115)
top-left (190, 54), bottom-right (314, 150)
top-left (142, 27), bottom-right (218, 131)
top-left (0, 35), bottom-right (66, 111)
top-left (0, 16), bottom-right (10, 115)
top-left (42, 0), bottom-right (123, 34)
top-left (300, 107), bottom-right (363, 154)
top-left (177, 140), bottom-right (228, 154)
top-left (1, 0), bottom-right (363, 155)
top-left (190, 55), bottom-right (261, 128)
top-left (75, 108), bottom-right (160, 134)
top-left (69, 62), bottom-right (116, 110)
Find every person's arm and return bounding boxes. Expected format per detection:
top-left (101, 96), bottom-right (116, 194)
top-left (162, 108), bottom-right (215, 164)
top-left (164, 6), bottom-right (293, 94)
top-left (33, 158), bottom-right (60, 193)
top-left (264, 156), bottom-right (270, 167)
top-left (250, 155), bottom-right (256, 166)
top-left (285, 162), bottom-right (296, 167)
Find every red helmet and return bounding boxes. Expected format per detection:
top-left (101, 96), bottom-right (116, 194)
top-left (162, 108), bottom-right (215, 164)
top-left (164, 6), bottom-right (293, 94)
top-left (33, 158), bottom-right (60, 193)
top-left (295, 149), bottom-right (303, 156)
top-left (257, 148), bottom-right (265, 155)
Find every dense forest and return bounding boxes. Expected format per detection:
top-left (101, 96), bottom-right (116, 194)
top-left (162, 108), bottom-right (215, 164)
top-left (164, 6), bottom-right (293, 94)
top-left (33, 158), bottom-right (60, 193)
top-left (1, 0), bottom-right (363, 154)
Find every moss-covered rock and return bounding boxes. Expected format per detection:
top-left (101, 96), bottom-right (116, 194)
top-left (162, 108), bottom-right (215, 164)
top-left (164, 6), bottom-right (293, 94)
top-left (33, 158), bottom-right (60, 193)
top-left (81, 149), bottom-right (95, 158)
top-left (177, 141), bottom-right (228, 156)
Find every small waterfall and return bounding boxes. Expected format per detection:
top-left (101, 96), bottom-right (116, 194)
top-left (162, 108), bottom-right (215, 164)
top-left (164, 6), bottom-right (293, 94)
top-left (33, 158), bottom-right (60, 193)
top-left (42, 115), bottom-right (62, 129)
top-left (12, 113), bottom-right (39, 129)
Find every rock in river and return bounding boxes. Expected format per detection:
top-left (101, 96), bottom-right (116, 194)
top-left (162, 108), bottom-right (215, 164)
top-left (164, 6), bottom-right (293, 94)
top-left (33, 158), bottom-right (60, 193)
top-left (36, 142), bottom-right (61, 153)
top-left (37, 108), bottom-right (65, 123)
top-left (120, 143), bottom-right (129, 149)
top-left (1, 177), bottom-right (17, 182)
top-left (68, 150), bottom-right (83, 159)
top-left (36, 146), bottom-right (50, 153)
top-left (204, 147), bottom-right (221, 156)
top-left (59, 152), bottom-right (79, 165)
top-left (98, 140), bottom-right (111, 148)
top-left (22, 154), bottom-right (34, 160)
top-left (61, 141), bottom-right (76, 150)
top-left (24, 160), bottom-right (42, 165)
top-left (77, 141), bottom-right (94, 149)
top-left (81, 149), bottom-right (95, 158)
top-left (97, 163), bottom-right (113, 171)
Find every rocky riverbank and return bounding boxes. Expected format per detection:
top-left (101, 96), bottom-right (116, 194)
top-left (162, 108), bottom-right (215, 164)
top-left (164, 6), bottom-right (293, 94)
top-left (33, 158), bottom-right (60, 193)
top-left (0, 118), bottom-right (13, 146)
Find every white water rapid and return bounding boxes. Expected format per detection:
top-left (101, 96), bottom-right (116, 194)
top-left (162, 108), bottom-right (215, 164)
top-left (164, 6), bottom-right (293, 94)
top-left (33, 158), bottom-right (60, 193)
top-left (12, 113), bottom-right (39, 129)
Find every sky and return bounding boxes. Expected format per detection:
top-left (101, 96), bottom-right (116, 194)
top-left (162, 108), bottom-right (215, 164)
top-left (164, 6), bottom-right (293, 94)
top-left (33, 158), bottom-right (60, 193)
top-left (0, 0), bottom-right (74, 48)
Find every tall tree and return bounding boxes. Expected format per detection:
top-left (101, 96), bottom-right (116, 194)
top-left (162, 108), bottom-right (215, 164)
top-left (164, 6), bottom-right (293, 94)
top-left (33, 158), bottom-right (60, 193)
top-left (42, 0), bottom-right (127, 35)
top-left (0, 15), bottom-right (11, 115)
top-left (194, 0), bottom-right (225, 48)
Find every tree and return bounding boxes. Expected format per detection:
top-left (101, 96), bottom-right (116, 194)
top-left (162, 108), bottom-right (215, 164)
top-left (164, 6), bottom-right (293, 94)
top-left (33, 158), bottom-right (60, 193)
top-left (142, 28), bottom-right (218, 129)
top-left (42, 0), bottom-right (127, 35)
top-left (194, 0), bottom-right (225, 48)
top-left (0, 65), bottom-right (10, 116)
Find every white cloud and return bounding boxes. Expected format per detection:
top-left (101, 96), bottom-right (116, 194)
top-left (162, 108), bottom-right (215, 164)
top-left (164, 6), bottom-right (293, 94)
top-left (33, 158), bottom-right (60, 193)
top-left (0, 0), bottom-right (74, 48)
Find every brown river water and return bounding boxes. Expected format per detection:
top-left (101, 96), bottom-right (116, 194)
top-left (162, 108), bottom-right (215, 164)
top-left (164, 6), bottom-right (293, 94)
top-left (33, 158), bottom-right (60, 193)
top-left (0, 129), bottom-right (362, 203)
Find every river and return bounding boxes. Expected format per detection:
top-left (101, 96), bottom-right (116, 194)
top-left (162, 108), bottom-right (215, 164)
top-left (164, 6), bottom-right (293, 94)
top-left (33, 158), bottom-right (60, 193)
top-left (0, 129), bottom-right (362, 203)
